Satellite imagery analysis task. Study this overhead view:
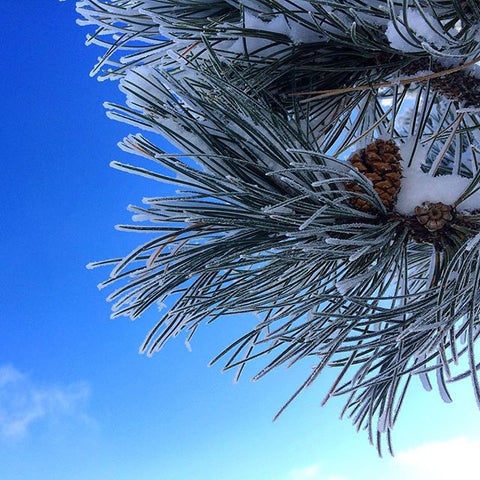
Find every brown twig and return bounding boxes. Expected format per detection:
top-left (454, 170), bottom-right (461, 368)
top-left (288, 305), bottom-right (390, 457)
top-left (294, 56), bottom-right (480, 103)
top-left (179, 41), bottom-right (201, 58)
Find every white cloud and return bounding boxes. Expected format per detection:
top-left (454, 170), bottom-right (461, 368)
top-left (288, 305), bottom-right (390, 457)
top-left (289, 464), bottom-right (320, 480)
top-left (0, 364), bottom-right (90, 439)
top-left (392, 437), bottom-right (480, 480)
top-left (286, 436), bottom-right (480, 480)
top-left (288, 463), bottom-right (347, 480)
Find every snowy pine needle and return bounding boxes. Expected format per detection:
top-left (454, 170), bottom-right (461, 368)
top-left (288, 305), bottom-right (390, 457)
top-left (78, 1), bottom-right (480, 455)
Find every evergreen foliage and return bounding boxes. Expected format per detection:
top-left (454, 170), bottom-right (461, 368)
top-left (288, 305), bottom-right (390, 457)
top-left (79, 0), bottom-right (480, 454)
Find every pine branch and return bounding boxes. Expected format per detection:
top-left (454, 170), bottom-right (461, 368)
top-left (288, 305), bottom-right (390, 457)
top-left (84, 63), bottom-right (480, 452)
top-left (77, 0), bottom-right (480, 106)
top-left (78, 1), bottom-right (480, 455)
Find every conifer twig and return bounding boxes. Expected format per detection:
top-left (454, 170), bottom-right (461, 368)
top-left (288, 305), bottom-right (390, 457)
top-left (295, 56), bottom-right (480, 102)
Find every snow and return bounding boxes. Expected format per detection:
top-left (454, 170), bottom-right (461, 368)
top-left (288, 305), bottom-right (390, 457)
top-left (241, 3), bottom-right (324, 45)
top-left (288, 22), bottom-right (323, 45)
top-left (226, 35), bottom-right (279, 56)
top-left (261, 205), bottom-right (294, 215)
top-left (465, 232), bottom-right (480, 252)
top-left (394, 136), bottom-right (480, 214)
top-left (394, 168), bottom-right (480, 215)
top-left (380, 97), bottom-right (393, 107)
top-left (219, 7), bottom-right (323, 55)
top-left (243, 11), bottom-right (290, 37)
top-left (385, 8), bottom-right (450, 54)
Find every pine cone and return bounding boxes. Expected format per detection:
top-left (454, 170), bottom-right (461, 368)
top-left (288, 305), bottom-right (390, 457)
top-left (346, 139), bottom-right (402, 212)
top-left (401, 58), bottom-right (480, 108)
top-left (414, 202), bottom-right (453, 232)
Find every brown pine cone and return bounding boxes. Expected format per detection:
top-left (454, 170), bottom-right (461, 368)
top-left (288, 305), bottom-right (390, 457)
top-left (401, 58), bottom-right (480, 108)
top-left (346, 139), bottom-right (403, 212)
top-left (414, 202), bottom-right (453, 232)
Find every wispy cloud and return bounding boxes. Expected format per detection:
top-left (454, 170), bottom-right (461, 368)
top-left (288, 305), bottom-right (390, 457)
top-left (392, 436), bottom-right (480, 480)
top-left (288, 463), bottom-right (347, 480)
top-left (288, 464), bottom-right (321, 480)
top-left (287, 436), bottom-right (480, 480)
top-left (0, 365), bottom-right (91, 439)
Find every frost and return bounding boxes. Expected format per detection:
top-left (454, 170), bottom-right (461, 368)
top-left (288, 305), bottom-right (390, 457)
top-left (468, 64), bottom-right (480, 81)
top-left (465, 232), bottom-right (480, 252)
top-left (447, 270), bottom-right (459, 281)
top-left (336, 271), bottom-right (375, 295)
top-left (262, 205), bottom-right (294, 215)
top-left (377, 410), bottom-right (389, 433)
top-left (436, 367), bottom-right (453, 403)
top-left (335, 278), bottom-right (355, 296)
top-left (418, 371), bottom-right (433, 391)
top-left (457, 107), bottom-right (480, 114)
top-left (348, 246), bottom-right (371, 262)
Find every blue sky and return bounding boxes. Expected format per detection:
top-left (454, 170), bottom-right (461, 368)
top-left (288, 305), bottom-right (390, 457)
top-left (2, 2), bottom-right (480, 480)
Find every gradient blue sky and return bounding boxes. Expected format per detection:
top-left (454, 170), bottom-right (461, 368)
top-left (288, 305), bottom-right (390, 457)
top-left (2, 2), bottom-right (480, 480)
